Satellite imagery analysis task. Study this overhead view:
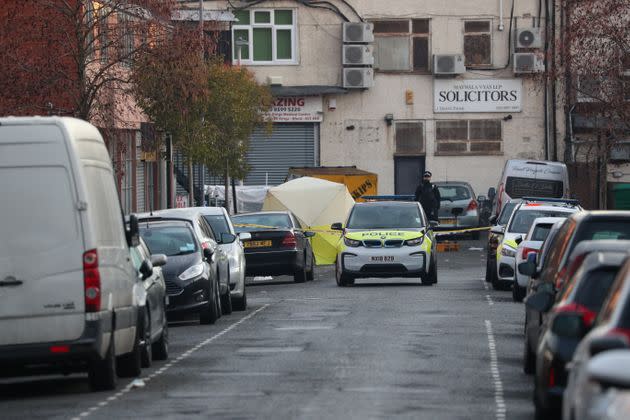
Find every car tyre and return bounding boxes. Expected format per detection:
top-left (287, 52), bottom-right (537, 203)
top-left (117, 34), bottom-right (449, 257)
top-left (88, 328), bottom-right (117, 391)
top-left (306, 252), bottom-right (315, 281)
top-left (200, 282), bottom-right (219, 325)
top-left (152, 314), bottom-right (169, 361)
top-left (335, 260), bottom-right (353, 287)
top-left (523, 329), bottom-right (536, 375)
top-left (117, 317), bottom-right (142, 378)
top-left (140, 307), bottom-right (152, 368)
top-left (233, 287), bottom-right (247, 311)
top-left (512, 282), bottom-right (526, 302)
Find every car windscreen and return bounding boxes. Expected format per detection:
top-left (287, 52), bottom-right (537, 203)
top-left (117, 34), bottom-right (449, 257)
top-left (531, 223), bottom-right (553, 241)
top-left (575, 268), bottom-right (619, 312)
top-left (509, 210), bottom-right (574, 234)
top-left (232, 214), bottom-right (292, 233)
top-left (203, 214), bottom-right (231, 237)
top-left (347, 204), bottom-right (424, 229)
top-left (438, 185), bottom-right (471, 202)
top-left (505, 176), bottom-right (564, 198)
top-left (576, 221), bottom-right (630, 241)
top-left (498, 202), bottom-right (518, 225)
top-left (139, 225), bottom-right (198, 256)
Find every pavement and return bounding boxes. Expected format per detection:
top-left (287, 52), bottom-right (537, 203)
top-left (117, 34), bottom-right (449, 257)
top-left (0, 235), bottom-right (534, 419)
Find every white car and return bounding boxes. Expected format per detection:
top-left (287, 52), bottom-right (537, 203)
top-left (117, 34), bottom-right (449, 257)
top-left (578, 350), bottom-right (630, 420)
top-left (494, 198), bottom-right (581, 290)
top-left (512, 217), bottom-right (568, 301)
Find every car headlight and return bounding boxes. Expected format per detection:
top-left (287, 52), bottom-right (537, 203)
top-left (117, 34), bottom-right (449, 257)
top-left (179, 263), bottom-right (204, 281)
top-left (343, 237), bottom-right (361, 247)
top-left (405, 236), bottom-right (424, 246)
top-left (500, 246), bottom-right (516, 258)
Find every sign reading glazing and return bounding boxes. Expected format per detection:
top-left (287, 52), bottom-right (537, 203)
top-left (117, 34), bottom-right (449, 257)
top-left (434, 79), bottom-right (523, 113)
top-left (268, 97), bottom-right (323, 122)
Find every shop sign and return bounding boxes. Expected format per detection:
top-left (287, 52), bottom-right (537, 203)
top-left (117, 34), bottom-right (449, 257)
top-left (268, 97), bottom-right (323, 122)
top-left (434, 79), bottom-right (523, 113)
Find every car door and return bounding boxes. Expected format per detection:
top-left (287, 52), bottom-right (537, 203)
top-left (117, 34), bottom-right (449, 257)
top-left (198, 216), bottom-right (229, 285)
top-left (138, 242), bottom-right (164, 337)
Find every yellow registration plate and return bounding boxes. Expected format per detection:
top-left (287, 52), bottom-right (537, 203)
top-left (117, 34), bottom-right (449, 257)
top-left (244, 240), bottom-right (272, 248)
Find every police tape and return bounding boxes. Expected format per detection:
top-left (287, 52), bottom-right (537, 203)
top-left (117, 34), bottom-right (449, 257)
top-left (434, 226), bottom-right (492, 236)
top-left (233, 223), bottom-right (492, 237)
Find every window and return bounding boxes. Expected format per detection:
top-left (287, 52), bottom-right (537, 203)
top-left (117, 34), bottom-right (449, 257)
top-left (118, 12), bottom-right (135, 65)
top-left (373, 19), bottom-right (430, 72)
top-left (232, 9), bottom-right (296, 64)
top-left (395, 121), bottom-right (425, 154)
top-left (121, 132), bottom-right (134, 213)
top-left (435, 120), bottom-right (501, 155)
top-left (464, 20), bottom-right (492, 67)
top-left (99, 8), bottom-right (110, 63)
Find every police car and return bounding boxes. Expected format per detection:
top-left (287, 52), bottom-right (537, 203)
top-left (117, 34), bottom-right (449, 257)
top-left (331, 201), bottom-right (437, 287)
top-left (494, 197), bottom-right (581, 290)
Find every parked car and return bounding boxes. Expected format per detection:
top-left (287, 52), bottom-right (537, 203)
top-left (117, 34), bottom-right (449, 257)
top-left (485, 199), bottom-right (520, 284)
top-left (137, 209), bottom-right (233, 315)
top-left (522, 238), bottom-right (630, 376)
top-left (526, 251), bottom-right (627, 419)
top-left (493, 197), bottom-right (580, 290)
top-left (232, 211), bottom-right (316, 283)
top-left (138, 219), bottom-right (221, 325)
top-left (434, 181), bottom-right (481, 239)
top-left (513, 217), bottom-right (570, 302)
top-left (0, 117), bottom-right (142, 391)
top-left (493, 159), bottom-right (570, 219)
top-left (562, 256), bottom-right (630, 420)
top-left (130, 238), bottom-right (169, 366)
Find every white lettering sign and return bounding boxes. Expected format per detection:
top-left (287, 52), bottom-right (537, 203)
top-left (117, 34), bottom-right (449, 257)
top-left (434, 79), bottom-right (523, 113)
top-left (267, 96), bottom-right (323, 122)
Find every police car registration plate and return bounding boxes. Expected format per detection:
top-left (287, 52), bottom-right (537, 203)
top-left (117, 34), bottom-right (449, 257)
top-left (370, 256), bottom-right (395, 262)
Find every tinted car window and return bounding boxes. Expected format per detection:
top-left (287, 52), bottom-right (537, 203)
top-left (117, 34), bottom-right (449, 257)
top-left (505, 176), bottom-right (563, 198)
top-left (438, 185), bottom-right (471, 201)
top-left (347, 204), bottom-right (424, 229)
top-left (540, 220), bottom-right (575, 274)
top-left (531, 223), bottom-right (553, 241)
top-left (575, 268), bottom-right (619, 312)
top-left (203, 215), bottom-right (231, 237)
top-left (232, 214), bottom-right (292, 233)
top-left (498, 202), bottom-right (518, 225)
top-left (509, 210), bottom-right (574, 234)
top-left (140, 225), bottom-right (198, 256)
top-left (576, 221), bottom-right (630, 241)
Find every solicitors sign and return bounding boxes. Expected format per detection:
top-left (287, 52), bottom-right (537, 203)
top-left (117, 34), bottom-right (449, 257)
top-left (434, 79), bottom-right (522, 113)
top-left (268, 96), bottom-right (323, 122)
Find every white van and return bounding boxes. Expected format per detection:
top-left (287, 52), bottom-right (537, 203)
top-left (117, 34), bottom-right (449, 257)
top-left (0, 117), bottom-right (142, 390)
top-left (494, 159), bottom-right (570, 218)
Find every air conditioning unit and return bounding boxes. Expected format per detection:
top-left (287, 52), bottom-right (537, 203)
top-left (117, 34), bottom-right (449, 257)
top-left (433, 54), bottom-right (466, 75)
top-left (343, 22), bottom-right (374, 43)
top-left (515, 28), bottom-right (543, 49)
top-left (343, 45), bottom-right (374, 65)
top-left (610, 143), bottom-right (630, 161)
top-left (513, 53), bottom-right (545, 73)
top-left (343, 68), bottom-right (374, 88)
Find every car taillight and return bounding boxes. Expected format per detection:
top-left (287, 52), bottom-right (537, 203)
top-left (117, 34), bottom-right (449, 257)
top-left (521, 247), bottom-right (539, 259)
top-left (50, 345), bottom-right (70, 354)
top-left (610, 328), bottom-right (630, 344)
top-left (554, 303), bottom-right (597, 326)
top-left (281, 232), bottom-right (297, 248)
top-left (466, 200), bottom-right (478, 213)
top-left (83, 249), bottom-right (101, 313)
top-left (565, 253), bottom-right (587, 284)
top-left (555, 266), bottom-right (567, 290)
top-left (201, 242), bottom-right (210, 249)
top-left (548, 366), bottom-right (556, 387)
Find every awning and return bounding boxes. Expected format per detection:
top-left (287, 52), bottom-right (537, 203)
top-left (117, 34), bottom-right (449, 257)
top-left (270, 85), bottom-right (348, 97)
top-left (172, 9), bottom-right (235, 22)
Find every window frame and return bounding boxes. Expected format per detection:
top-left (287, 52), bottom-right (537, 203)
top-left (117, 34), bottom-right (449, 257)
top-left (463, 19), bottom-right (493, 68)
top-left (372, 18), bottom-right (431, 73)
top-left (232, 8), bottom-right (298, 65)
top-left (434, 119), bottom-right (503, 156)
top-left (394, 120), bottom-right (426, 156)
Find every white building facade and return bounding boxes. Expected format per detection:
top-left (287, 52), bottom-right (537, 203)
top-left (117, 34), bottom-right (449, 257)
top-left (203, 0), bottom-right (556, 197)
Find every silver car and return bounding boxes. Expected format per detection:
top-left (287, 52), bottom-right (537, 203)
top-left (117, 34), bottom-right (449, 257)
top-left (434, 181), bottom-right (481, 238)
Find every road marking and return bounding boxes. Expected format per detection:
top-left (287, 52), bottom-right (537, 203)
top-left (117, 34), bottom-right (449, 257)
top-left (481, 279), bottom-right (489, 290)
top-left (485, 320), bottom-right (506, 420)
top-left (486, 295), bottom-right (494, 305)
top-left (274, 325), bottom-right (335, 331)
top-left (68, 304), bottom-right (270, 420)
top-left (236, 346), bottom-right (303, 354)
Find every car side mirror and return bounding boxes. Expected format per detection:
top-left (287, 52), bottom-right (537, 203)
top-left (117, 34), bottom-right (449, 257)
top-left (477, 195), bottom-right (486, 202)
top-left (589, 336), bottom-right (629, 357)
top-left (429, 220), bottom-right (439, 229)
top-left (139, 260), bottom-right (153, 280)
top-left (203, 247), bottom-right (214, 259)
top-left (488, 215), bottom-right (497, 225)
top-left (515, 235), bottom-right (523, 245)
top-left (518, 260), bottom-right (537, 277)
top-left (587, 351), bottom-right (630, 388)
top-left (304, 231), bottom-right (316, 238)
top-left (126, 214), bottom-right (140, 247)
top-left (331, 222), bottom-right (343, 231)
top-left (524, 290), bottom-right (555, 313)
top-left (551, 312), bottom-right (588, 338)
top-left (488, 187), bottom-right (496, 199)
top-left (490, 225), bottom-right (504, 234)
top-left (150, 254), bottom-right (167, 267)
top-left (238, 232), bottom-right (252, 241)
top-left (221, 233), bottom-right (237, 244)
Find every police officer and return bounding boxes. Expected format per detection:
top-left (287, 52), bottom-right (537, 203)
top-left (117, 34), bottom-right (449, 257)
top-left (414, 170), bottom-right (441, 221)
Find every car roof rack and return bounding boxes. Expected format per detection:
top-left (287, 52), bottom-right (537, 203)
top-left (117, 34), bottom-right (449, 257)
top-left (362, 195), bottom-right (415, 201)
top-left (520, 197), bottom-right (581, 206)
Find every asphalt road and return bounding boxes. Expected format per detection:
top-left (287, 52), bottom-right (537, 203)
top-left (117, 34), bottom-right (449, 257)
top-left (0, 236), bottom-right (534, 420)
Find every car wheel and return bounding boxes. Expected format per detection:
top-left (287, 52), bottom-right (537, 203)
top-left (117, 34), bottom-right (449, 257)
top-left (220, 268), bottom-right (233, 315)
top-left (88, 327), bottom-right (117, 391)
top-left (233, 287), bottom-right (247, 311)
top-left (512, 282), bottom-right (526, 302)
top-left (523, 329), bottom-right (536, 375)
top-left (117, 316), bottom-right (142, 378)
top-left (200, 282), bottom-right (219, 325)
top-left (306, 252), bottom-right (315, 281)
top-left (335, 260), bottom-right (353, 287)
top-left (152, 313), bottom-right (169, 361)
top-left (140, 307), bottom-right (152, 368)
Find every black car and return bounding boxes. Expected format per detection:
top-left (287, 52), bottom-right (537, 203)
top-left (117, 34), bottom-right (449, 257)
top-left (130, 239), bottom-right (169, 366)
top-left (527, 251), bottom-right (626, 419)
top-left (138, 219), bottom-right (221, 325)
top-left (232, 211), bottom-right (316, 283)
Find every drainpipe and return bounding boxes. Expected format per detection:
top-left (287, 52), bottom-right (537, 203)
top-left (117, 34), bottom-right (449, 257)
top-left (498, 0), bottom-right (505, 30)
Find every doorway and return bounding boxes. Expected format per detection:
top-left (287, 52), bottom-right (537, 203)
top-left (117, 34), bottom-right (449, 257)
top-left (394, 156), bottom-right (425, 195)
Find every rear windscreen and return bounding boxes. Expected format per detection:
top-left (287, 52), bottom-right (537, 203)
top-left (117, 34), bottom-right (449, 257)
top-left (509, 210), bottom-right (574, 234)
top-left (531, 224), bottom-right (553, 241)
top-left (575, 268), bottom-right (619, 312)
top-left (232, 214), bottom-right (292, 233)
top-left (505, 177), bottom-right (564, 198)
top-left (0, 166), bottom-right (79, 257)
top-left (438, 185), bottom-right (471, 201)
top-left (576, 221), bottom-right (630, 242)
